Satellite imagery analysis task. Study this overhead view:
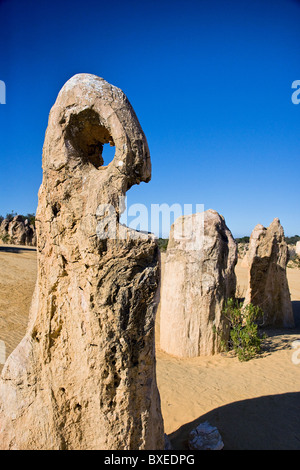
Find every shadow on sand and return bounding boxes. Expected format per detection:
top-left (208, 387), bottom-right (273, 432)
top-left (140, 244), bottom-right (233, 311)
top-left (0, 245), bottom-right (36, 254)
top-left (293, 301), bottom-right (300, 328)
top-left (169, 392), bottom-right (300, 450)
top-left (259, 302), bottom-right (300, 354)
top-left (169, 304), bottom-right (300, 450)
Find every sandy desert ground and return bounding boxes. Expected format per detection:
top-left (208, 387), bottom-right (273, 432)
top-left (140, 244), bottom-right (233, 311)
top-left (0, 245), bottom-right (300, 450)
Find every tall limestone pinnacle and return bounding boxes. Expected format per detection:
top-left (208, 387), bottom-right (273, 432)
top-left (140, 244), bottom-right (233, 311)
top-left (244, 218), bottom-right (294, 328)
top-left (160, 210), bottom-right (238, 357)
top-left (0, 74), bottom-right (164, 450)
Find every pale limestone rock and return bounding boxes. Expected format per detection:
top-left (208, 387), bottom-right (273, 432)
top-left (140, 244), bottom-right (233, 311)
top-left (237, 242), bottom-right (249, 260)
top-left (0, 74), bottom-right (164, 450)
top-left (238, 243), bottom-right (249, 268)
top-left (296, 241), bottom-right (300, 258)
top-left (0, 218), bottom-right (9, 236)
top-left (160, 210), bottom-right (237, 357)
top-left (244, 218), bottom-right (294, 328)
top-left (8, 216), bottom-right (36, 246)
top-left (0, 216), bottom-right (36, 246)
top-left (238, 242), bottom-right (249, 267)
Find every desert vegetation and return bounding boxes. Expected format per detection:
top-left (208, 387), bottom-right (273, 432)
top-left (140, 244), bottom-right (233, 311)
top-left (215, 299), bottom-right (266, 362)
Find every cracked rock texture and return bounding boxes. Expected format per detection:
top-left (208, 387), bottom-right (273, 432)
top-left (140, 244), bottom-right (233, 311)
top-left (160, 210), bottom-right (237, 357)
top-left (0, 74), bottom-right (164, 450)
top-left (0, 216), bottom-right (36, 246)
top-left (244, 218), bottom-right (294, 328)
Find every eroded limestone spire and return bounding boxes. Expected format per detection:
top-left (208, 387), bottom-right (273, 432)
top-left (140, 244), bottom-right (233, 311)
top-left (0, 74), bottom-right (164, 450)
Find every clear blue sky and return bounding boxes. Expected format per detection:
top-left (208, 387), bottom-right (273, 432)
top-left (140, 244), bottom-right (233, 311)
top-left (0, 0), bottom-right (299, 238)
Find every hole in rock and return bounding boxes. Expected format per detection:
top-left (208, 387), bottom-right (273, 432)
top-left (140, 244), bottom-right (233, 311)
top-left (65, 109), bottom-right (115, 169)
top-left (102, 143), bottom-right (115, 166)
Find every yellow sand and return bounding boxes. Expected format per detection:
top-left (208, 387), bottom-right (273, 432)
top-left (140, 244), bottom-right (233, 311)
top-left (0, 245), bottom-right (37, 361)
top-left (0, 246), bottom-right (300, 449)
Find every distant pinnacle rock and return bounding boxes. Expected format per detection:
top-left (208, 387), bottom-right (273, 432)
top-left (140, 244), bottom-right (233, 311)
top-left (0, 216), bottom-right (36, 246)
top-left (244, 218), bottom-right (294, 328)
top-left (160, 209), bottom-right (237, 357)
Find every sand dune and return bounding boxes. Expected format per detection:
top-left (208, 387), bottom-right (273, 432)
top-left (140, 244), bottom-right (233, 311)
top-left (0, 246), bottom-right (300, 449)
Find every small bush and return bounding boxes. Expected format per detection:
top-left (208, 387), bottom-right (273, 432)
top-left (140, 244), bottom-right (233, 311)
top-left (285, 235), bottom-right (300, 245)
top-left (157, 238), bottom-right (169, 252)
top-left (5, 211), bottom-right (17, 222)
top-left (0, 233), bottom-right (11, 244)
top-left (287, 249), bottom-right (300, 269)
top-left (216, 298), bottom-right (266, 361)
top-left (25, 213), bottom-right (36, 227)
top-left (235, 236), bottom-right (250, 244)
top-left (291, 257), bottom-right (300, 269)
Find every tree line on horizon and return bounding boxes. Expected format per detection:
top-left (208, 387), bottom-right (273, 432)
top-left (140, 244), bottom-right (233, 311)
top-left (235, 235), bottom-right (300, 245)
top-left (0, 214), bottom-right (299, 247)
top-left (159, 235), bottom-right (300, 251)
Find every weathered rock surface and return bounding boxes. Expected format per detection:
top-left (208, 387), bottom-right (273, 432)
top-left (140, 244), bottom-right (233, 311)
top-left (244, 218), bottom-right (294, 328)
top-left (237, 242), bottom-right (249, 267)
top-left (189, 421), bottom-right (224, 450)
top-left (160, 209), bottom-right (237, 357)
top-left (0, 218), bottom-right (9, 236)
top-left (0, 216), bottom-right (36, 246)
top-left (296, 241), bottom-right (300, 258)
top-left (0, 74), bottom-right (164, 450)
top-left (237, 242), bottom-right (249, 259)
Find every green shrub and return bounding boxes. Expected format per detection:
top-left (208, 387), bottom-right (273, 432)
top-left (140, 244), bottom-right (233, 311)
top-left (157, 238), bottom-right (169, 252)
top-left (25, 213), bottom-right (36, 227)
top-left (235, 236), bottom-right (250, 244)
top-left (5, 211), bottom-right (17, 222)
top-left (216, 298), bottom-right (266, 361)
top-left (285, 235), bottom-right (300, 245)
top-left (0, 233), bottom-right (11, 244)
top-left (290, 256), bottom-right (300, 269)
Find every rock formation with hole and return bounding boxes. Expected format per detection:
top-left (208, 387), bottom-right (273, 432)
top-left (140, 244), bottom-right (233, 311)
top-left (0, 74), bottom-right (164, 450)
top-left (159, 209), bottom-right (238, 357)
top-left (244, 218), bottom-right (294, 327)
